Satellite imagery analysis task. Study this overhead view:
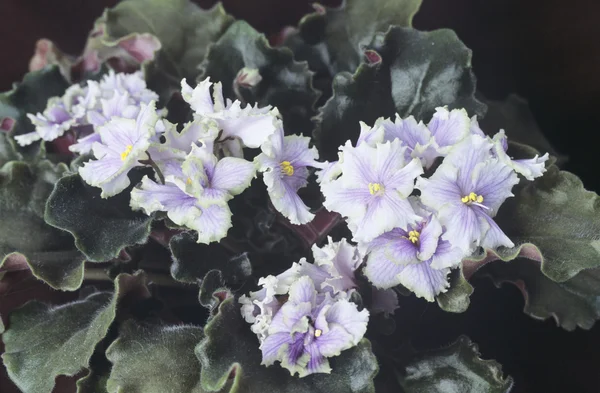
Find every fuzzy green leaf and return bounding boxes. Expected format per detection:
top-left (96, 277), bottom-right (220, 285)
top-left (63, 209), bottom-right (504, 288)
top-left (1, 273), bottom-right (145, 393)
top-left (0, 66), bottom-right (69, 158)
top-left (199, 20), bottom-right (320, 136)
top-left (44, 170), bottom-right (153, 262)
top-left (481, 259), bottom-right (600, 331)
top-left (106, 321), bottom-right (205, 393)
top-left (496, 165), bottom-right (600, 282)
top-left (398, 336), bottom-right (513, 393)
top-left (0, 160), bottom-right (86, 290)
top-left (196, 296), bottom-right (378, 393)
top-left (436, 267), bottom-right (473, 313)
top-left (0, 132), bottom-right (21, 167)
top-left (102, 0), bottom-right (233, 103)
top-left (286, 0), bottom-right (422, 90)
top-left (314, 27), bottom-right (486, 160)
top-left (169, 231), bottom-right (251, 284)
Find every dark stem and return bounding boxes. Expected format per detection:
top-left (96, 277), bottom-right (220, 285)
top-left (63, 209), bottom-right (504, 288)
top-left (139, 151), bottom-right (165, 184)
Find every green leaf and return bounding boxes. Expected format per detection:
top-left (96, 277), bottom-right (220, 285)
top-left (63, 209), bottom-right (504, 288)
top-left (102, 0), bottom-right (234, 103)
top-left (496, 165), bottom-right (600, 282)
top-left (398, 336), bottom-right (513, 393)
top-left (314, 27), bottom-right (486, 160)
top-left (1, 273), bottom-right (146, 393)
top-left (44, 170), bottom-right (153, 262)
top-left (481, 258), bottom-right (600, 331)
top-left (105, 321), bottom-right (205, 393)
top-left (478, 94), bottom-right (567, 164)
top-left (169, 231), bottom-right (252, 284)
top-left (0, 160), bottom-right (86, 290)
top-left (0, 66), bottom-right (69, 158)
top-left (436, 267), bottom-right (473, 313)
top-left (0, 132), bottom-right (21, 167)
top-left (286, 0), bottom-right (422, 85)
top-left (199, 21), bottom-right (320, 136)
top-left (196, 297), bottom-right (378, 393)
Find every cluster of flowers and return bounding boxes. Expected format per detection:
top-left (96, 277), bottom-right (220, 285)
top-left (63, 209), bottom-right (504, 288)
top-left (240, 238), bottom-right (387, 377)
top-left (319, 108), bottom-right (549, 300)
top-left (21, 71), bottom-right (324, 241)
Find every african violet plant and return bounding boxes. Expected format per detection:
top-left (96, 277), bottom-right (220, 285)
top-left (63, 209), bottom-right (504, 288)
top-left (0, 0), bottom-right (598, 392)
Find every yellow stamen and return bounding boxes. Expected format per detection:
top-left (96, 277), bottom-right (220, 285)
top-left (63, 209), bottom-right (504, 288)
top-left (280, 161), bottom-right (294, 176)
top-left (368, 182), bottom-right (383, 195)
top-left (408, 230), bottom-right (420, 244)
top-left (186, 177), bottom-right (192, 185)
top-left (314, 329), bottom-right (322, 338)
top-left (120, 145), bottom-right (133, 161)
top-left (462, 192), bottom-right (484, 204)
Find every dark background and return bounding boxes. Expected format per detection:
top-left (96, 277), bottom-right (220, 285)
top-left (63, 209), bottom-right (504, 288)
top-left (1, 1), bottom-right (599, 392)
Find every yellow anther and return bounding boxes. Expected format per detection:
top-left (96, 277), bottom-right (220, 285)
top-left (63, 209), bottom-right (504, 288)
top-left (120, 145), bottom-right (133, 161)
top-left (462, 192), bottom-right (484, 204)
top-left (314, 329), bottom-right (322, 338)
top-left (368, 182), bottom-right (383, 195)
top-left (408, 230), bottom-right (420, 244)
top-left (280, 161), bottom-right (294, 176)
top-left (186, 177), bottom-right (192, 185)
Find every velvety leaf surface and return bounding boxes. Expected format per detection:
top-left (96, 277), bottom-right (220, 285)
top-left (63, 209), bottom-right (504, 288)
top-left (103, 0), bottom-right (233, 102)
top-left (196, 296), bottom-right (378, 393)
top-left (481, 259), bottom-right (600, 331)
top-left (1, 273), bottom-right (144, 393)
top-left (398, 336), bottom-right (513, 393)
top-left (169, 231), bottom-right (252, 284)
top-left (285, 0), bottom-right (422, 99)
top-left (199, 20), bottom-right (319, 136)
top-left (0, 132), bottom-right (21, 167)
top-left (0, 160), bottom-right (85, 290)
top-left (496, 164), bottom-right (600, 282)
top-left (436, 267), bottom-right (473, 314)
top-left (0, 66), bottom-right (69, 157)
top-left (44, 170), bottom-right (153, 262)
top-left (105, 321), bottom-right (204, 393)
top-left (314, 27), bottom-right (486, 160)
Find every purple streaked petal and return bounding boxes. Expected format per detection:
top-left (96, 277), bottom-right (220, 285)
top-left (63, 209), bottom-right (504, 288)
top-left (439, 203), bottom-right (488, 253)
top-left (189, 203), bottom-right (232, 244)
top-left (322, 299), bottom-right (369, 344)
top-left (480, 213), bottom-right (515, 249)
top-left (211, 156), bottom-right (255, 196)
top-left (313, 323), bottom-right (354, 358)
top-left (417, 215), bottom-right (443, 262)
top-left (69, 132), bottom-right (101, 154)
top-left (264, 168), bottom-right (314, 225)
top-left (428, 107), bottom-right (470, 152)
top-left (397, 261), bottom-right (450, 302)
top-left (181, 78), bottom-right (214, 115)
top-left (260, 332), bottom-right (292, 366)
top-left (356, 121), bottom-right (384, 147)
top-left (472, 159), bottom-right (519, 215)
top-left (417, 163), bottom-right (462, 211)
top-left (429, 238), bottom-right (465, 270)
top-left (288, 276), bottom-right (317, 305)
top-left (444, 134), bottom-right (494, 192)
top-left (353, 193), bottom-right (419, 242)
top-left (282, 134), bottom-right (319, 167)
top-left (384, 157), bottom-right (423, 196)
top-left (371, 287), bottom-right (399, 315)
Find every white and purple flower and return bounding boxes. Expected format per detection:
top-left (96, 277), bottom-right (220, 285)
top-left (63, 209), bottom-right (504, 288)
top-left (362, 198), bottom-right (464, 301)
top-left (15, 98), bottom-right (78, 146)
top-left (417, 134), bottom-right (520, 253)
top-left (321, 139), bottom-right (423, 242)
top-left (259, 276), bottom-right (369, 377)
top-left (255, 125), bottom-right (320, 225)
top-left (492, 130), bottom-right (549, 181)
top-left (79, 101), bottom-right (159, 198)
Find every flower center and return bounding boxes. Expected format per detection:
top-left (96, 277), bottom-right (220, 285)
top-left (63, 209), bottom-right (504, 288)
top-left (120, 145), bottom-right (133, 161)
top-left (368, 182), bottom-right (384, 195)
top-left (280, 161), bottom-right (294, 176)
top-left (186, 177), bottom-right (192, 185)
top-left (408, 230), bottom-right (420, 244)
top-left (314, 329), bottom-right (322, 338)
top-left (461, 192), bottom-right (484, 204)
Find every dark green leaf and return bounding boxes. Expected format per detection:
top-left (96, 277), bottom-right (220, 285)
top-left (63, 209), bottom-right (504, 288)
top-left (169, 231), bottom-right (252, 284)
top-left (285, 0), bottom-right (422, 91)
top-left (196, 297), bottom-right (378, 393)
top-left (481, 259), bottom-right (600, 331)
top-left (0, 132), bottom-right (21, 167)
top-left (199, 21), bottom-right (320, 136)
top-left (478, 94), bottom-right (567, 164)
top-left (44, 170), bottom-right (153, 262)
top-left (103, 0), bottom-right (234, 103)
top-left (1, 273), bottom-right (145, 393)
top-left (398, 336), bottom-right (513, 393)
top-left (436, 267), bottom-right (473, 313)
top-left (315, 27), bottom-right (486, 160)
top-left (0, 160), bottom-right (85, 290)
top-left (496, 165), bottom-right (600, 282)
top-left (0, 66), bottom-right (69, 158)
top-left (105, 321), bottom-right (204, 393)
